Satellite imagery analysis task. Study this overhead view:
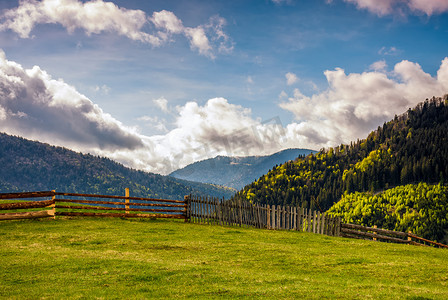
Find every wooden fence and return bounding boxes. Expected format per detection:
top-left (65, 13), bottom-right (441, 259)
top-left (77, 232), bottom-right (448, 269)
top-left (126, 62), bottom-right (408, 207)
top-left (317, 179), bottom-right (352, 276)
top-left (186, 195), bottom-right (341, 237)
top-left (0, 190), bottom-right (186, 220)
top-left (2, 191), bottom-right (446, 249)
top-left (341, 223), bottom-right (448, 249)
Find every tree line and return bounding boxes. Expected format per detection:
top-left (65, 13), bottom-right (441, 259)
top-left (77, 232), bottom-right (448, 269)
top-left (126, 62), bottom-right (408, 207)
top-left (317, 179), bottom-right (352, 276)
top-left (234, 96), bottom-right (448, 212)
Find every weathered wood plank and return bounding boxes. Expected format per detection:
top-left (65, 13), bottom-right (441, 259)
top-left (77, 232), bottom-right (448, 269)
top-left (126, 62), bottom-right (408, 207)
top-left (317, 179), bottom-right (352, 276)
top-left (0, 210), bottom-right (54, 220)
top-left (407, 233), bottom-right (448, 249)
top-left (56, 199), bottom-right (186, 208)
top-left (0, 191), bottom-right (54, 200)
top-left (341, 223), bottom-right (408, 238)
top-left (56, 211), bottom-right (185, 219)
top-left (54, 192), bottom-right (184, 203)
top-left (321, 213), bottom-right (326, 235)
top-left (55, 205), bottom-right (185, 213)
top-left (341, 228), bottom-right (409, 244)
top-left (0, 199), bottom-right (55, 210)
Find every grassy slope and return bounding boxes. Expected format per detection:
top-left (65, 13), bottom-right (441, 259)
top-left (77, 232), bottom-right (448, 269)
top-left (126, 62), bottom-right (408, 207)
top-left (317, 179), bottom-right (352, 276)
top-left (1, 218), bottom-right (447, 299)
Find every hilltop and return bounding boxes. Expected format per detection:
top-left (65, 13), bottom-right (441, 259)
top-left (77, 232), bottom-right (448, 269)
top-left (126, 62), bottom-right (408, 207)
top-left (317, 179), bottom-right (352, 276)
top-left (169, 148), bottom-right (316, 190)
top-left (0, 132), bottom-right (235, 199)
top-left (235, 96), bottom-right (448, 210)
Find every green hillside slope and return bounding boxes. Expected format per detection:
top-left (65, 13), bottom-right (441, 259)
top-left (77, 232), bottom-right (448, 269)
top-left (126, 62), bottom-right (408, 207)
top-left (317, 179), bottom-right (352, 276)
top-left (328, 183), bottom-right (448, 242)
top-left (1, 218), bottom-right (448, 299)
top-left (0, 133), bottom-right (235, 199)
top-left (235, 96), bottom-right (448, 211)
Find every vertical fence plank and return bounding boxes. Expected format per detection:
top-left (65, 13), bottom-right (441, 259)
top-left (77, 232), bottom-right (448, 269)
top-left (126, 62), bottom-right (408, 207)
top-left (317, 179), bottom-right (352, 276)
top-left (266, 204), bottom-right (272, 229)
top-left (185, 196), bottom-right (347, 239)
top-left (125, 188), bottom-right (130, 214)
top-left (307, 209), bottom-right (312, 233)
top-left (321, 213), bottom-right (325, 235)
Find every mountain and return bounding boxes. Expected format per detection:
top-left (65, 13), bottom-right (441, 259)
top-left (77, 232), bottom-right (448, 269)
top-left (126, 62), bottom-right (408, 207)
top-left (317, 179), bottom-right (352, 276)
top-left (0, 132), bottom-right (235, 199)
top-left (235, 96), bottom-right (448, 211)
top-left (169, 148), bottom-right (317, 190)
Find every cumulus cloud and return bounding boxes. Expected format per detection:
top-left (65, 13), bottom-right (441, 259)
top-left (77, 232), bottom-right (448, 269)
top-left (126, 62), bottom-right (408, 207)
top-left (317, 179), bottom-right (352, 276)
top-left (0, 0), bottom-right (232, 58)
top-left (1, 50), bottom-right (448, 175)
top-left (285, 72), bottom-right (299, 86)
top-left (0, 50), bottom-right (285, 174)
top-left (341, 0), bottom-right (448, 16)
top-left (280, 58), bottom-right (448, 148)
top-left (0, 49), bottom-right (146, 152)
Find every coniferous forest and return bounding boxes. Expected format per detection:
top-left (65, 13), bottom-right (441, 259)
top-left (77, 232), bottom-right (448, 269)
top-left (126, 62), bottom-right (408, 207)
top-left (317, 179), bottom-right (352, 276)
top-left (235, 96), bottom-right (448, 241)
top-left (0, 133), bottom-right (235, 199)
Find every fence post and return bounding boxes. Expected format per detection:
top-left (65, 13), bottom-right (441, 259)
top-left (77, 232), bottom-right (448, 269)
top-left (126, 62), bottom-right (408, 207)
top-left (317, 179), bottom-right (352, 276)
top-left (373, 225), bottom-right (377, 241)
top-left (184, 195), bottom-right (190, 222)
top-left (407, 231), bottom-right (412, 244)
top-left (51, 190), bottom-right (56, 219)
top-left (125, 188), bottom-right (130, 214)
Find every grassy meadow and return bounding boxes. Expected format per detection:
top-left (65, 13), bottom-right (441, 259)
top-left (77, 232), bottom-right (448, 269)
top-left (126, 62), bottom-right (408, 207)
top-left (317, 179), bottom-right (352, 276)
top-left (1, 217), bottom-right (447, 299)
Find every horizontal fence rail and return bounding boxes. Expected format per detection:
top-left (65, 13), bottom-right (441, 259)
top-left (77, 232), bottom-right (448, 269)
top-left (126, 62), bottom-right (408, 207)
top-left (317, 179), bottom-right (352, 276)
top-left (340, 223), bottom-right (448, 249)
top-left (1, 191), bottom-right (446, 249)
top-left (186, 195), bottom-right (341, 237)
top-left (0, 190), bottom-right (186, 221)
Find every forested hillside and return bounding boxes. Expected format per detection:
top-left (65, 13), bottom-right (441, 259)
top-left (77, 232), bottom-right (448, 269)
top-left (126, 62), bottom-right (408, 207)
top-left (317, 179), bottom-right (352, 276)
top-left (327, 183), bottom-right (448, 243)
top-left (0, 133), bottom-right (235, 199)
top-left (170, 148), bottom-right (316, 190)
top-left (235, 96), bottom-right (448, 211)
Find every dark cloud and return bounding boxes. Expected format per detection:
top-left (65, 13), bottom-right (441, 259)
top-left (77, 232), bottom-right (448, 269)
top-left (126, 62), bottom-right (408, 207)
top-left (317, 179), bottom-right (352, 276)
top-left (0, 50), bottom-right (144, 151)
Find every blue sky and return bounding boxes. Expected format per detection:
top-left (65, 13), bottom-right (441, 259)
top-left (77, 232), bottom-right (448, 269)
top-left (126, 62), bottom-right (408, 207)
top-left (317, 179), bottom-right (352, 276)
top-left (0, 0), bottom-right (447, 174)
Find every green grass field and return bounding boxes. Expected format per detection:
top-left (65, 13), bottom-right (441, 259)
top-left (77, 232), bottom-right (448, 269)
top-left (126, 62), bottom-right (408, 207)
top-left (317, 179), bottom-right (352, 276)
top-left (1, 217), bottom-right (447, 299)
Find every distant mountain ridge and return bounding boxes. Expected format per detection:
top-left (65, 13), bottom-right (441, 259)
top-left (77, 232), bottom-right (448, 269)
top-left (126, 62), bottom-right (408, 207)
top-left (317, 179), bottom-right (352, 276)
top-left (169, 148), bottom-right (317, 190)
top-left (0, 132), bottom-right (235, 199)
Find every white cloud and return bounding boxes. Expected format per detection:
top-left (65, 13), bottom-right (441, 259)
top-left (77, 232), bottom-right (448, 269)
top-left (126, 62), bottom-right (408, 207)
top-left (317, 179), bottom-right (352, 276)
top-left (379, 46), bottom-right (400, 56)
top-left (271, 0), bottom-right (293, 5)
top-left (0, 0), bottom-right (232, 58)
top-left (0, 50), bottom-right (286, 174)
top-left (341, 0), bottom-right (448, 16)
top-left (0, 49), bottom-right (146, 152)
top-left (137, 115), bottom-right (168, 133)
top-left (369, 60), bottom-right (388, 72)
top-left (247, 76), bottom-right (254, 84)
top-left (285, 72), bottom-right (299, 86)
top-left (151, 10), bottom-right (184, 35)
top-left (408, 0), bottom-right (448, 16)
top-left (2, 50), bottom-right (448, 176)
top-left (344, 0), bottom-right (395, 16)
top-left (280, 58), bottom-right (448, 148)
top-left (185, 27), bottom-right (213, 58)
top-left (93, 84), bottom-right (110, 95)
top-left (153, 97), bottom-right (169, 113)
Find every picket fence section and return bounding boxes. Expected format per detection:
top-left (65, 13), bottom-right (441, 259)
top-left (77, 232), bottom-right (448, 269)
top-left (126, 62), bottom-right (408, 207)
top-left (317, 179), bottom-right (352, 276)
top-left (186, 195), bottom-right (341, 237)
top-left (2, 191), bottom-right (446, 248)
